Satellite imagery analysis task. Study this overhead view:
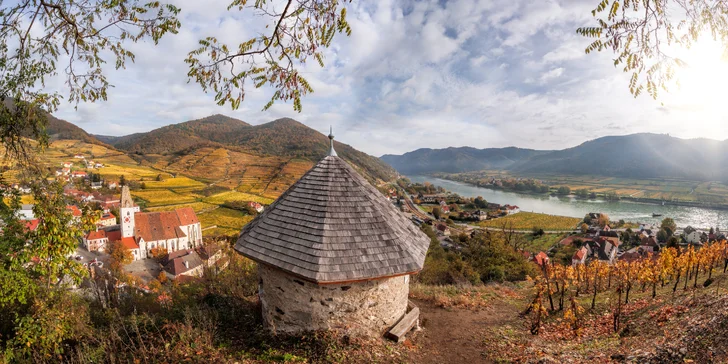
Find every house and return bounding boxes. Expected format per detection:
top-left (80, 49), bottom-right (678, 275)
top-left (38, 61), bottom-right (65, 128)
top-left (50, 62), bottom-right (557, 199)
top-left (84, 230), bottom-right (109, 252)
top-left (534, 251), bottom-right (549, 268)
top-left (419, 193), bottom-right (446, 203)
top-left (23, 219), bottom-right (40, 232)
top-left (119, 186), bottom-right (203, 261)
top-left (95, 163), bottom-right (104, 168)
top-left (97, 212), bottom-right (116, 227)
top-left (247, 201), bottom-right (264, 213)
top-left (683, 226), bottom-right (700, 244)
top-left (163, 250), bottom-right (204, 279)
top-left (90, 181), bottom-right (103, 189)
top-left (107, 181), bottom-right (118, 189)
top-left (435, 223), bottom-right (451, 236)
top-left (73, 154), bottom-right (85, 159)
top-left (504, 205), bottom-right (520, 214)
top-left (641, 236), bottom-right (659, 252)
top-left (197, 243), bottom-right (228, 271)
top-left (66, 205), bottom-right (82, 222)
top-left (473, 210), bottom-right (488, 221)
top-left (17, 204), bottom-right (34, 220)
top-left (594, 237), bottom-right (621, 263)
top-left (62, 162), bottom-right (73, 168)
top-left (93, 194), bottom-right (120, 210)
top-left (572, 246), bottom-right (589, 265)
top-left (71, 171), bottom-right (87, 178)
top-left (61, 167), bottom-right (71, 176)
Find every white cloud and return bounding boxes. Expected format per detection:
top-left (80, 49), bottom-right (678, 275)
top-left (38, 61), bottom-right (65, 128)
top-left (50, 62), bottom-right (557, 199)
top-left (44, 0), bottom-right (728, 157)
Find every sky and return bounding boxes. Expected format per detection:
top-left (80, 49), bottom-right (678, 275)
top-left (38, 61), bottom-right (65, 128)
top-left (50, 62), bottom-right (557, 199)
top-left (49, 0), bottom-right (728, 157)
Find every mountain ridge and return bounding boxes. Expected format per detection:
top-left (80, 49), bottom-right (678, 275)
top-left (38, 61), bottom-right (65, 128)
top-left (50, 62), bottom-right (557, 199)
top-left (382, 133), bottom-right (728, 181)
top-left (97, 115), bottom-right (396, 182)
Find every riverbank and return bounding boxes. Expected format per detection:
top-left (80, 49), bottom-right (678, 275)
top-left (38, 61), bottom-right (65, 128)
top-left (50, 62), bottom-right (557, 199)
top-left (407, 175), bottom-right (728, 229)
top-left (430, 174), bottom-right (728, 211)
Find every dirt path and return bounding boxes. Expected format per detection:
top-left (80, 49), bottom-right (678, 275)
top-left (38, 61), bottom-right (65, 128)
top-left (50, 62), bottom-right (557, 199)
top-left (409, 299), bottom-right (523, 364)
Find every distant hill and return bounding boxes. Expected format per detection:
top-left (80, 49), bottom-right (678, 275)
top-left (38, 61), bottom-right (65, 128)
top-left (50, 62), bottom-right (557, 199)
top-left (107, 116), bottom-right (397, 182)
top-left (110, 114), bottom-right (251, 154)
top-left (0, 99), bottom-right (108, 146)
top-left (513, 133), bottom-right (728, 180)
top-left (380, 147), bottom-right (546, 175)
top-left (383, 134), bottom-right (728, 181)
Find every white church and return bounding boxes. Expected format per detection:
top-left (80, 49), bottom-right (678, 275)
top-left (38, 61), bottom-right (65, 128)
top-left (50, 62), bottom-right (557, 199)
top-left (119, 186), bottom-right (203, 261)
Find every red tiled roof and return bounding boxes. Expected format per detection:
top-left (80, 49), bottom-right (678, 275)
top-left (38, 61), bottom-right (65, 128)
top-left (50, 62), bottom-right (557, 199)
top-left (535, 251), bottom-right (549, 266)
top-left (66, 205), bottom-right (82, 217)
top-left (164, 250), bottom-right (203, 276)
top-left (23, 219), bottom-right (40, 232)
top-left (100, 213), bottom-right (115, 221)
top-left (86, 230), bottom-right (106, 240)
top-left (106, 230), bottom-right (122, 242)
top-left (175, 207), bottom-right (199, 226)
top-left (573, 247), bottom-right (587, 261)
top-left (120, 236), bottom-right (139, 250)
top-left (133, 208), bottom-right (198, 242)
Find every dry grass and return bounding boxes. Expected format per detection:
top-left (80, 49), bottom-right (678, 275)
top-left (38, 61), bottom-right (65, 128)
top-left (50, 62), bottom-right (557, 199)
top-left (409, 283), bottom-right (524, 309)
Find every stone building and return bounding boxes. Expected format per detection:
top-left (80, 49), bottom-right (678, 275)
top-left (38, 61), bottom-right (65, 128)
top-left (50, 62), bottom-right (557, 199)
top-left (235, 131), bottom-right (430, 336)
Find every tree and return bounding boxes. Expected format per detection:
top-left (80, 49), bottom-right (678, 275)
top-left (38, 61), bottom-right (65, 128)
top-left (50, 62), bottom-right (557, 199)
top-left (580, 223), bottom-right (589, 234)
top-left (578, 0), bottom-right (728, 99)
top-left (474, 196), bottom-right (488, 208)
top-left (0, 1), bottom-right (180, 164)
top-left (432, 207), bottom-right (442, 220)
top-left (107, 240), bottom-right (133, 273)
top-left (661, 218), bottom-right (677, 237)
top-left (657, 228), bottom-right (669, 243)
top-left (597, 213), bottom-right (610, 228)
top-left (557, 186), bottom-right (571, 195)
top-left (187, 0), bottom-right (352, 112)
top-left (119, 174), bottom-right (127, 187)
top-left (583, 214), bottom-right (592, 225)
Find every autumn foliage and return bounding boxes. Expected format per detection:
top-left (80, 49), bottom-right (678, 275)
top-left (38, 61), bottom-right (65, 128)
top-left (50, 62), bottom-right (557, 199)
top-left (526, 240), bottom-right (728, 336)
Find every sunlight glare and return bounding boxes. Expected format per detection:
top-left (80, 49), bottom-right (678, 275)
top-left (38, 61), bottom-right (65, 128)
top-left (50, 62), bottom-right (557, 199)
top-left (665, 39), bottom-right (728, 134)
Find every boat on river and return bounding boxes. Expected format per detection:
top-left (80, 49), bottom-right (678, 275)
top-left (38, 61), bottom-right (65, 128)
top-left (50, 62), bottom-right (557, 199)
top-left (652, 213), bottom-right (663, 217)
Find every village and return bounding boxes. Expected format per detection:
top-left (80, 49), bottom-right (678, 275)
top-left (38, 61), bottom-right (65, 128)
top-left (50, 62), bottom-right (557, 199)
top-left (388, 179), bottom-right (721, 271)
top-left (12, 154), bottom-right (246, 289)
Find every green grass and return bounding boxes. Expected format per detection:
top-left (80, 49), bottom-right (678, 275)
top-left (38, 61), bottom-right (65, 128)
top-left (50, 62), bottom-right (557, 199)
top-left (476, 212), bottom-right (581, 231)
top-left (523, 233), bottom-right (566, 253)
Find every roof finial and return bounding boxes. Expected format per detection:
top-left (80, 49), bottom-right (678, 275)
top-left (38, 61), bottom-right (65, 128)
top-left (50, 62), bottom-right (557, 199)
top-left (328, 126), bottom-right (338, 157)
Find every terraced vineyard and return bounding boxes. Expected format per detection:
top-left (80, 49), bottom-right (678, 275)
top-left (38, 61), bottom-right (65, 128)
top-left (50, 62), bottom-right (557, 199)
top-left (19, 140), bottom-right (317, 237)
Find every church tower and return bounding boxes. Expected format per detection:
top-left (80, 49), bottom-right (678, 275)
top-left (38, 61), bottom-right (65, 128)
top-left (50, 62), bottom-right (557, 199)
top-left (120, 185), bottom-right (139, 238)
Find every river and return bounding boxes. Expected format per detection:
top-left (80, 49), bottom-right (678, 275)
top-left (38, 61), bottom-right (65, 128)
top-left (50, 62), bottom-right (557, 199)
top-left (409, 175), bottom-right (728, 230)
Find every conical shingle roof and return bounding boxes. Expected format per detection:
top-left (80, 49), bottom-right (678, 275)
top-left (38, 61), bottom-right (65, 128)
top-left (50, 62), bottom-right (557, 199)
top-left (235, 155), bottom-right (430, 284)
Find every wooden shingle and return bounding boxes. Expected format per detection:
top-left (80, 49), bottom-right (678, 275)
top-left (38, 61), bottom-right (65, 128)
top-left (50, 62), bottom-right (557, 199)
top-left (235, 155), bottom-right (430, 284)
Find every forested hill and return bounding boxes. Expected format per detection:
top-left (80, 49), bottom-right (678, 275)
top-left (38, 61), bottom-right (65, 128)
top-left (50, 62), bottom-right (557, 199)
top-left (513, 133), bottom-right (728, 180)
top-left (1, 99), bottom-right (108, 146)
top-left (104, 116), bottom-right (397, 182)
top-left (107, 114), bottom-right (251, 154)
top-left (380, 146), bottom-right (546, 175)
top-left (382, 134), bottom-right (728, 181)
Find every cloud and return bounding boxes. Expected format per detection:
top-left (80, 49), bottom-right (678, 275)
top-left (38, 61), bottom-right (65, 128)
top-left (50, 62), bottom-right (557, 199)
top-left (46, 0), bottom-right (728, 157)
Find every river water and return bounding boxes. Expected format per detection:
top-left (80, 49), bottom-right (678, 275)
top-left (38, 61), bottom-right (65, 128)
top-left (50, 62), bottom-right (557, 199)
top-left (409, 175), bottom-right (728, 229)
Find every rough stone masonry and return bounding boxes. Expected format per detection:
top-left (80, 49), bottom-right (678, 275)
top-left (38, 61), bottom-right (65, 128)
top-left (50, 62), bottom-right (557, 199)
top-left (258, 264), bottom-right (409, 336)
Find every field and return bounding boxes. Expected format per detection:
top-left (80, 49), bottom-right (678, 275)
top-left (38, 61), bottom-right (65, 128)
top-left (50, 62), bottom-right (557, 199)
top-left (538, 174), bottom-right (728, 204)
top-left (11, 140), bottom-right (316, 237)
top-left (197, 207), bottom-right (254, 236)
top-left (476, 212), bottom-right (581, 231)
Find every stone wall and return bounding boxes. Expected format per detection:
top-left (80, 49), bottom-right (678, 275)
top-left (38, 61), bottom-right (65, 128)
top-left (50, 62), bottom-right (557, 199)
top-left (258, 264), bottom-right (409, 336)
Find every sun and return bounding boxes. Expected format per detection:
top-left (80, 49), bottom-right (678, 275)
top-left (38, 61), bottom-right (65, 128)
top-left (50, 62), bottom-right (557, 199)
top-left (664, 39), bottom-right (728, 128)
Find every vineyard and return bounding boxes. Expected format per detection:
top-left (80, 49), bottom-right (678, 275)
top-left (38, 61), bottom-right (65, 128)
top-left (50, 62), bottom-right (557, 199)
top-left (526, 241), bottom-right (728, 339)
top-left (476, 212), bottom-right (581, 231)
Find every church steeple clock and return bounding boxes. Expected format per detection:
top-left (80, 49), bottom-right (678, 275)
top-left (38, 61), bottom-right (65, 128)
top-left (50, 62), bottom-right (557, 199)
top-left (120, 185), bottom-right (140, 238)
